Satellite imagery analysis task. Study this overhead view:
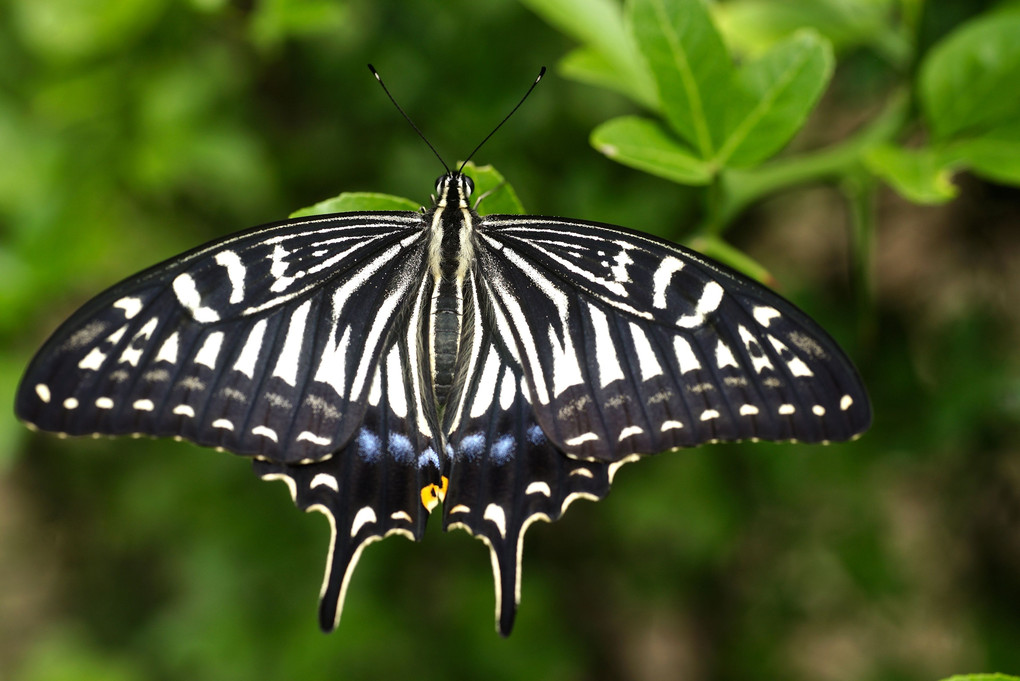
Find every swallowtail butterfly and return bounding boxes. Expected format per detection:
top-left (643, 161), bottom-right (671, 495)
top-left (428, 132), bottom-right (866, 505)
top-left (15, 67), bottom-right (870, 636)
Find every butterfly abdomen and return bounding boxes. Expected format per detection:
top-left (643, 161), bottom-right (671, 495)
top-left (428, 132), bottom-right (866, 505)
top-left (427, 173), bottom-right (477, 407)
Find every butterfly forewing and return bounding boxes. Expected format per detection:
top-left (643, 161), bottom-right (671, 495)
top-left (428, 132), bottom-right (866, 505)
top-left (474, 216), bottom-right (871, 462)
top-left (17, 212), bottom-right (428, 463)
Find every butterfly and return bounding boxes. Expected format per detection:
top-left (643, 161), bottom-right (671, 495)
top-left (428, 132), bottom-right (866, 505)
top-left (15, 67), bottom-right (870, 636)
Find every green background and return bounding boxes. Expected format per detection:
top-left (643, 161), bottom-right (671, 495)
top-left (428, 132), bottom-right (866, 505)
top-left (1, 1), bottom-right (1019, 680)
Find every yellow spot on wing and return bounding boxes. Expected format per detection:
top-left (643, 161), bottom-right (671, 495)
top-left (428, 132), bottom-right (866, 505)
top-left (420, 475), bottom-right (449, 512)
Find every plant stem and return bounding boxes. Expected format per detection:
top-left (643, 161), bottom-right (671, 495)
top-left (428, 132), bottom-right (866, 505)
top-left (842, 170), bottom-right (878, 344)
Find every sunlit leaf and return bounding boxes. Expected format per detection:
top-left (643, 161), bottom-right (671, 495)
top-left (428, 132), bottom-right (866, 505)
top-left (591, 116), bottom-right (713, 184)
top-left (920, 11), bottom-right (1020, 140)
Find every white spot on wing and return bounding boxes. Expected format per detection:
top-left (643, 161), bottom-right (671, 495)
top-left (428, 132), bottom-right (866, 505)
top-left (173, 404), bottom-right (195, 417)
top-left (677, 281), bottom-right (723, 328)
top-left (715, 340), bottom-right (738, 369)
top-left (391, 511), bottom-right (413, 522)
top-left (812, 405), bottom-right (826, 416)
top-left (132, 399), bottom-right (154, 411)
top-left (35, 384), bottom-right (51, 403)
top-left (700, 409), bottom-right (720, 421)
top-left (173, 273), bottom-right (220, 323)
top-left (499, 367), bottom-right (516, 410)
top-left (588, 303), bottom-right (624, 388)
top-left (63, 397), bottom-right (79, 409)
top-left (314, 323), bottom-right (352, 398)
top-left (840, 394), bottom-right (853, 411)
top-left (652, 256), bottom-right (684, 309)
top-left (673, 336), bottom-right (701, 373)
top-left (78, 347), bottom-right (107, 371)
top-left (660, 420), bottom-right (684, 431)
top-left (311, 473), bottom-right (340, 492)
top-left (194, 331), bottom-right (225, 369)
top-left (113, 296), bottom-right (143, 319)
top-left (778, 404), bottom-right (795, 415)
top-left (753, 306), bottom-right (781, 327)
top-left (212, 418), bottom-right (234, 430)
top-left (738, 324), bottom-right (773, 373)
top-left (252, 425), bottom-right (278, 442)
top-left (214, 250), bottom-right (246, 305)
top-left (367, 366), bottom-right (382, 407)
top-left (483, 503), bottom-right (507, 538)
top-left (548, 323), bottom-right (584, 397)
top-left (155, 332), bottom-right (179, 364)
top-left (565, 432), bottom-right (598, 446)
top-left (297, 431), bottom-right (331, 446)
top-left (787, 356), bottom-right (814, 377)
top-left (272, 299), bottom-right (311, 386)
top-left (629, 322), bottom-right (662, 380)
top-left (234, 320), bottom-right (267, 378)
top-left (617, 425), bottom-right (644, 441)
top-left (95, 397), bottom-right (114, 410)
top-left (470, 350), bottom-right (501, 418)
top-left (385, 345), bottom-right (408, 418)
top-left (525, 481), bottom-right (552, 497)
top-left (739, 404), bottom-right (759, 416)
top-left (611, 248), bottom-right (634, 283)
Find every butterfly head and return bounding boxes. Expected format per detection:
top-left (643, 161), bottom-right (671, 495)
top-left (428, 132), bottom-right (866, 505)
top-left (435, 172), bottom-right (475, 208)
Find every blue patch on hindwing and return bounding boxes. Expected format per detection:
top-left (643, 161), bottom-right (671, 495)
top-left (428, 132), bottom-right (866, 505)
top-left (491, 434), bottom-right (515, 464)
top-left (459, 433), bottom-right (485, 459)
top-left (357, 428), bottom-right (382, 462)
top-left (388, 433), bottom-right (415, 464)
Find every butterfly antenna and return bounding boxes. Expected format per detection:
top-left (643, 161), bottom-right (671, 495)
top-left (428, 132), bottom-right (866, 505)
top-left (368, 64), bottom-right (450, 174)
top-left (459, 66), bottom-right (546, 172)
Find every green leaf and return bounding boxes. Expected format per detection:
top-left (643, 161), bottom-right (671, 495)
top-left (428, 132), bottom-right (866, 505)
top-left (951, 122), bottom-right (1020, 186)
top-left (591, 116), bottom-right (713, 185)
top-left (461, 162), bottom-right (525, 215)
top-left (629, 0), bottom-right (747, 158)
top-left (920, 11), bottom-right (1020, 140)
top-left (289, 193), bottom-right (419, 218)
top-left (719, 30), bottom-right (834, 167)
top-left (559, 47), bottom-right (648, 104)
top-left (864, 144), bottom-right (957, 204)
top-left (518, 0), bottom-right (656, 107)
top-left (713, 0), bottom-right (901, 62)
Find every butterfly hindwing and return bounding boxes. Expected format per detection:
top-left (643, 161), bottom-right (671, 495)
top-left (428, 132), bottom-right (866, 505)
top-left (443, 270), bottom-right (613, 635)
top-left (17, 212), bottom-right (427, 463)
top-left (475, 215), bottom-right (871, 462)
top-left (255, 281), bottom-right (445, 631)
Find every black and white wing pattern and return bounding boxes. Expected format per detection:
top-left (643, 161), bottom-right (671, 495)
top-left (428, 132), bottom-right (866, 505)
top-left (253, 301), bottom-right (446, 632)
top-left (471, 215), bottom-right (871, 462)
top-left (442, 270), bottom-right (613, 635)
top-left (17, 212), bottom-right (429, 464)
top-left (433, 213), bottom-right (870, 635)
top-left (16, 171), bottom-right (870, 638)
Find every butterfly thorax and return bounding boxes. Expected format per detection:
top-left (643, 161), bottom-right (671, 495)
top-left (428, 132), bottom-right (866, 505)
top-left (427, 172), bottom-right (476, 407)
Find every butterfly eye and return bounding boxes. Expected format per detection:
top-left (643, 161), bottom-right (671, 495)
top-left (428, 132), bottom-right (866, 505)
top-left (462, 175), bottom-right (475, 196)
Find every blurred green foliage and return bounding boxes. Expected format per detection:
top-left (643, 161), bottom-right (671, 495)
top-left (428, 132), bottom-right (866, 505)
top-left (2, 1), bottom-right (1020, 680)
